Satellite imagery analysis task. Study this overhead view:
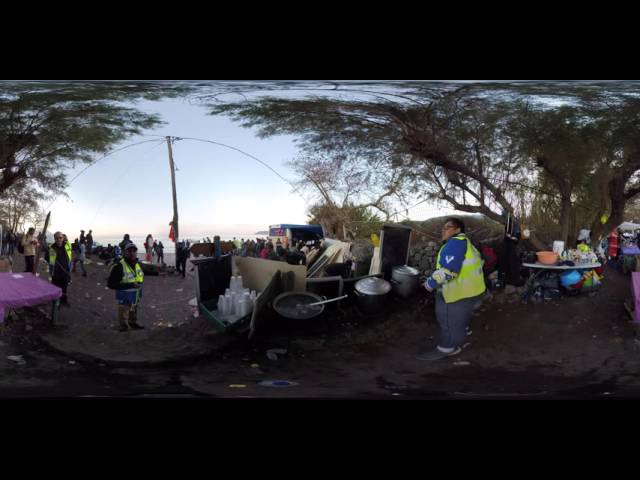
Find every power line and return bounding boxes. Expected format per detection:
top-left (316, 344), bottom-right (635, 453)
top-left (44, 138), bottom-right (163, 211)
top-left (87, 140), bottom-right (166, 228)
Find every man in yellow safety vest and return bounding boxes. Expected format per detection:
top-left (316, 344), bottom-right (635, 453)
top-left (48, 231), bottom-right (73, 306)
top-left (107, 243), bottom-right (144, 331)
top-left (417, 218), bottom-right (486, 361)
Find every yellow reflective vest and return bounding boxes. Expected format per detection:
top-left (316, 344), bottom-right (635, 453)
top-left (436, 235), bottom-right (486, 303)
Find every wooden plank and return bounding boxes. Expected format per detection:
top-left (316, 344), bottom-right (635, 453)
top-left (369, 247), bottom-right (381, 275)
top-left (233, 256), bottom-right (307, 292)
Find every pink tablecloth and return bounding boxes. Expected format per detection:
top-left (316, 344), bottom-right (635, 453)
top-left (0, 272), bottom-right (62, 321)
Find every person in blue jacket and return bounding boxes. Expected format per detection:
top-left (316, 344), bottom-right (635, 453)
top-left (417, 218), bottom-right (486, 361)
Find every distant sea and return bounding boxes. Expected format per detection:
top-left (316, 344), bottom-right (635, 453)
top-left (91, 234), bottom-right (261, 254)
top-left (43, 232), bottom-right (269, 254)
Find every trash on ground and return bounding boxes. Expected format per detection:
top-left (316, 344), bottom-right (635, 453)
top-left (68, 360), bottom-right (77, 365)
top-left (7, 355), bottom-right (26, 364)
top-left (250, 363), bottom-right (260, 368)
top-left (229, 384), bottom-right (247, 388)
top-left (258, 380), bottom-right (298, 387)
top-left (176, 288), bottom-right (184, 292)
top-left (453, 361), bottom-right (471, 366)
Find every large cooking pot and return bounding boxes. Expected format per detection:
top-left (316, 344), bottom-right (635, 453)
top-left (391, 265), bottom-right (420, 298)
top-left (354, 277), bottom-right (391, 314)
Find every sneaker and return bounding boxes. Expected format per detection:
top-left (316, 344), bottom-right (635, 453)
top-left (119, 324), bottom-right (129, 332)
top-left (82, 273), bottom-right (87, 277)
top-left (416, 347), bottom-right (462, 361)
top-left (129, 323), bottom-right (145, 330)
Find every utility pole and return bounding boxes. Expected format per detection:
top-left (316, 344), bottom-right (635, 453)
top-left (166, 136), bottom-right (179, 244)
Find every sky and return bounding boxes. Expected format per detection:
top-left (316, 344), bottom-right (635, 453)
top-left (45, 93), bottom-right (456, 240)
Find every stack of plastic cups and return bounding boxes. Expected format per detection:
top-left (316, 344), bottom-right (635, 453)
top-left (217, 294), bottom-right (226, 316)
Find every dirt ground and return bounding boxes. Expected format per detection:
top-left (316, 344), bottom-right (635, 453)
top-left (2, 252), bottom-right (640, 398)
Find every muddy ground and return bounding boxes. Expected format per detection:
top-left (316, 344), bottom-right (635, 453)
top-left (1, 252), bottom-right (640, 398)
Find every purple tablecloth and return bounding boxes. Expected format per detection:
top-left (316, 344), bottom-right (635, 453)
top-left (0, 273), bottom-right (62, 321)
top-left (622, 246), bottom-right (640, 256)
top-left (632, 273), bottom-right (640, 324)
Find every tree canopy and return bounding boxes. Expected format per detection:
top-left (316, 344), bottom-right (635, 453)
top-left (203, 81), bottom-right (640, 246)
top-left (0, 81), bottom-right (194, 198)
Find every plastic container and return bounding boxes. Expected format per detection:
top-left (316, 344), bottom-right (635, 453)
top-left (536, 251), bottom-right (559, 265)
top-left (552, 241), bottom-right (565, 255)
top-left (560, 270), bottom-right (582, 288)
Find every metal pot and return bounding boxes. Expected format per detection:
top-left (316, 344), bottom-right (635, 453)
top-left (354, 277), bottom-right (391, 314)
top-left (391, 265), bottom-right (420, 298)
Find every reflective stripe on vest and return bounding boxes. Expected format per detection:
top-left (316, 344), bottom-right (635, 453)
top-left (120, 259), bottom-right (144, 284)
top-left (49, 242), bottom-right (72, 267)
top-left (436, 234), bottom-right (486, 303)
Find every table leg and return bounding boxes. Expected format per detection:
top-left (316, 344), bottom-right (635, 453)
top-left (522, 269), bottom-right (540, 303)
top-left (50, 299), bottom-right (59, 327)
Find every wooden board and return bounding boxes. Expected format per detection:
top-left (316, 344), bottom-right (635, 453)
top-left (233, 256), bottom-right (307, 292)
top-left (307, 241), bottom-right (351, 278)
top-left (369, 247), bottom-right (381, 275)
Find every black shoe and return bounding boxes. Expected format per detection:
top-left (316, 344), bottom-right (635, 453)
top-left (82, 273), bottom-right (87, 277)
top-left (119, 325), bottom-right (129, 332)
top-left (129, 323), bottom-right (145, 330)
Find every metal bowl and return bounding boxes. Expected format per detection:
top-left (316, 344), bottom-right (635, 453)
top-left (273, 291), bottom-right (326, 320)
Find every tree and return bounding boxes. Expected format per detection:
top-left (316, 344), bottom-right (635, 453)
top-left (285, 151), bottom-right (409, 238)
top-left (206, 85), bottom-right (547, 245)
top-left (0, 81), bottom-right (193, 197)
top-left (202, 81), bottom-right (640, 249)
top-left (0, 180), bottom-right (46, 233)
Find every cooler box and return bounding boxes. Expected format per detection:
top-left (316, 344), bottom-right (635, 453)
top-left (192, 254), bottom-right (250, 332)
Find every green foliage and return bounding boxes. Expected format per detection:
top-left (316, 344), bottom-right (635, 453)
top-left (0, 81), bottom-right (195, 197)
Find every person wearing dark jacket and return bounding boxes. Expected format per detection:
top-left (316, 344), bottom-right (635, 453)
top-left (417, 218), bottom-right (486, 361)
top-left (155, 241), bottom-right (164, 264)
top-left (175, 241), bottom-right (188, 278)
top-left (47, 231), bottom-right (72, 306)
top-left (85, 230), bottom-right (93, 257)
top-left (108, 243), bottom-right (144, 331)
top-left (119, 234), bottom-right (132, 251)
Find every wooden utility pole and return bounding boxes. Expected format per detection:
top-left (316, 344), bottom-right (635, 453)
top-left (166, 136), bottom-right (179, 243)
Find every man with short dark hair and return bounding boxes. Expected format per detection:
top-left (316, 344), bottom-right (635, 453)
top-left (417, 217), bottom-right (486, 361)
